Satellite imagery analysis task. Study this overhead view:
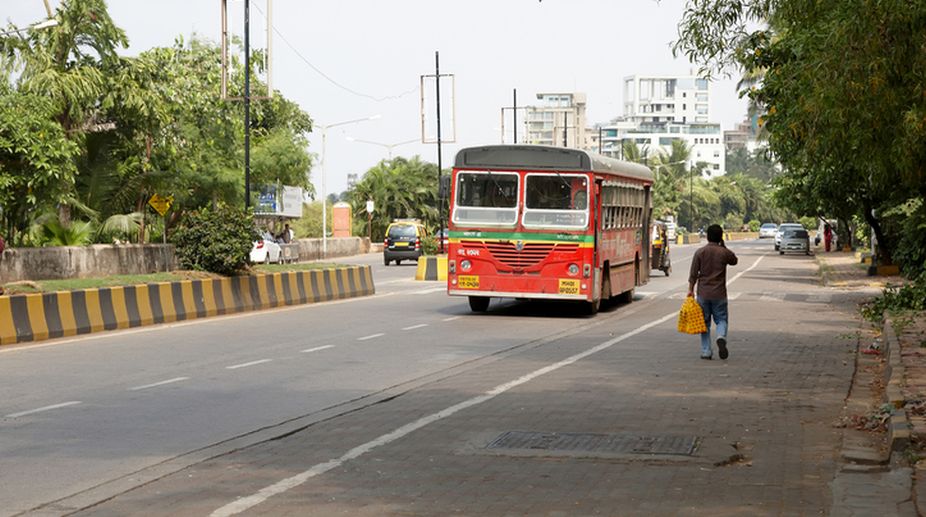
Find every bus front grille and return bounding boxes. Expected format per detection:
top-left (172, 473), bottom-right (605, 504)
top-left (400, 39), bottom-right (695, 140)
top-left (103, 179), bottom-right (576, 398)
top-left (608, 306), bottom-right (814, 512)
top-left (460, 240), bottom-right (580, 270)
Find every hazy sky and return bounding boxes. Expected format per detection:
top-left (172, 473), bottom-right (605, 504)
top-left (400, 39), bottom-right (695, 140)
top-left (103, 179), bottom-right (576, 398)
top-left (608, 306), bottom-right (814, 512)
top-left (5, 0), bottom-right (748, 195)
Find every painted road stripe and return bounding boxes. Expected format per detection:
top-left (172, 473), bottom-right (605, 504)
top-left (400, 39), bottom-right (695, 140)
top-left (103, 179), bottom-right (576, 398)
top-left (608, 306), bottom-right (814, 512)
top-left (207, 253), bottom-right (768, 517)
top-left (357, 333), bottom-right (384, 341)
top-left (129, 377), bottom-right (190, 391)
top-left (442, 316), bottom-right (461, 322)
top-left (412, 287), bottom-right (446, 295)
top-left (807, 293), bottom-right (832, 303)
top-left (402, 324), bottom-right (428, 331)
top-left (6, 401), bottom-right (82, 418)
top-left (759, 292), bottom-right (786, 303)
top-left (301, 345), bottom-right (335, 354)
top-left (226, 359), bottom-right (272, 370)
top-left (728, 292), bottom-right (742, 300)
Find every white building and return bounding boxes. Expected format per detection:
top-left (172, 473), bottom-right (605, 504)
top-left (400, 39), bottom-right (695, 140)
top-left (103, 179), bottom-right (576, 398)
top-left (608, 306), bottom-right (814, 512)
top-left (599, 75), bottom-right (726, 177)
top-left (524, 92), bottom-right (587, 149)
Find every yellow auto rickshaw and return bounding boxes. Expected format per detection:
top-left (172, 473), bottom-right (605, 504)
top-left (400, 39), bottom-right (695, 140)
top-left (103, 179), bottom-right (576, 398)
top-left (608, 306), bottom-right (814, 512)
top-left (651, 221), bottom-right (671, 276)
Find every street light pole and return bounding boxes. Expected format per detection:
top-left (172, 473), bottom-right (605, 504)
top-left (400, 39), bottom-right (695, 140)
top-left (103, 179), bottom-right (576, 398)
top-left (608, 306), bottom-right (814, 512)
top-left (346, 137), bottom-right (417, 160)
top-left (320, 115), bottom-right (381, 258)
top-left (244, 0), bottom-right (251, 210)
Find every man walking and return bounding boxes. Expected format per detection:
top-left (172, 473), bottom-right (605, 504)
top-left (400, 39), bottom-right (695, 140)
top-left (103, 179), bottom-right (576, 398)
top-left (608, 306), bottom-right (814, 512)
top-left (688, 224), bottom-right (738, 360)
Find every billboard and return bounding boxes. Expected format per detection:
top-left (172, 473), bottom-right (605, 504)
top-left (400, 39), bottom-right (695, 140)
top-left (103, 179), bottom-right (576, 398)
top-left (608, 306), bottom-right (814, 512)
top-left (256, 185), bottom-right (303, 218)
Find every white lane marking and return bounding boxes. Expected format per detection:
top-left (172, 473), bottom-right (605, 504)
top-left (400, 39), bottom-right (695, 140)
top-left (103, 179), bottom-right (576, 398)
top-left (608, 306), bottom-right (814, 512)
top-left (411, 287), bottom-right (446, 295)
top-left (210, 254), bottom-right (769, 517)
top-left (759, 292), bottom-right (786, 303)
top-left (442, 316), bottom-right (461, 322)
top-left (635, 291), bottom-right (657, 298)
top-left (129, 377), bottom-right (189, 391)
top-left (357, 333), bottom-right (385, 341)
top-left (6, 401), bottom-right (82, 418)
top-left (729, 255), bottom-right (765, 283)
top-left (209, 310), bottom-right (679, 517)
top-left (402, 324), bottom-right (428, 331)
top-left (301, 345), bottom-right (335, 354)
top-left (728, 292), bottom-right (742, 300)
top-left (226, 359), bottom-right (272, 370)
top-left (807, 293), bottom-right (832, 303)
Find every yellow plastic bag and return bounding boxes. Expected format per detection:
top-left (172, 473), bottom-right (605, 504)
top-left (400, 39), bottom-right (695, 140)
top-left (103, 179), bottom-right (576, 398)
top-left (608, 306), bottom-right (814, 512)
top-left (678, 296), bottom-right (708, 334)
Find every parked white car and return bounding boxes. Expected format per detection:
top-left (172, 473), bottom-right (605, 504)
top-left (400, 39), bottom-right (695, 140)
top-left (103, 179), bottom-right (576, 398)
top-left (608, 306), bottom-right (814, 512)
top-left (250, 232), bottom-right (283, 264)
top-left (775, 223), bottom-right (804, 251)
top-left (758, 223), bottom-right (778, 239)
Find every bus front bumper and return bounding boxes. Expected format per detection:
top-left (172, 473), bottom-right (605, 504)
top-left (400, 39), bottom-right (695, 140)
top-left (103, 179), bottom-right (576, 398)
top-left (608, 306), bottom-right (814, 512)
top-left (448, 289), bottom-right (588, 301)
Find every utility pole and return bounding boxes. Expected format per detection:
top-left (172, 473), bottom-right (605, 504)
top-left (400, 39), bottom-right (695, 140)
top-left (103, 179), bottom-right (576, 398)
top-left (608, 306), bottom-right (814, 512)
top-left (435, 51), bottom-right (444, 254)
top-left (513, 88), bottom-right (518, 144)
top-left (244, 0), bottom-right (251, 210)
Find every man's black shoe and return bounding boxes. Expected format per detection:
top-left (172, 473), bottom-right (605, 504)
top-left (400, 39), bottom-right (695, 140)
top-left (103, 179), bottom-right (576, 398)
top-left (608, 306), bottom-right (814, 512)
top-left (717, 337), bottom-right (729, 360)
top-left (700, 355), bottom-right (712, 360)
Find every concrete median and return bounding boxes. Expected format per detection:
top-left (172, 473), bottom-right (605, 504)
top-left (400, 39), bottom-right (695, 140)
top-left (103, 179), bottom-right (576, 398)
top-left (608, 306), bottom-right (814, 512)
top-left (415, 256), bottom-right (447, 281)
top-left (0, 266), bottom-right (375, 346)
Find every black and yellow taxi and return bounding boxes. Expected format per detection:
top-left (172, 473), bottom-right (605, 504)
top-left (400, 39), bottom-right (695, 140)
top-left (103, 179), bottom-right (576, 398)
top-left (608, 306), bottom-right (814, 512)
top-left (383, 220), bottom-right (428, 265)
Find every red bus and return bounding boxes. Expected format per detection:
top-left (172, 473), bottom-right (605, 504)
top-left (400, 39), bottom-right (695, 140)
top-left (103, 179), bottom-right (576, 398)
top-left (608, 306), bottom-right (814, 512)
top-left (446, 145), bottom-right (655, 314)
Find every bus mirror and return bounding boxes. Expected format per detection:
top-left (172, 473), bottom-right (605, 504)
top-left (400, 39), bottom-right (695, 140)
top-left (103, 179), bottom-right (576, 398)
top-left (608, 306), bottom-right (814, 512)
top-left (439, 175), bottom-right (451, 198)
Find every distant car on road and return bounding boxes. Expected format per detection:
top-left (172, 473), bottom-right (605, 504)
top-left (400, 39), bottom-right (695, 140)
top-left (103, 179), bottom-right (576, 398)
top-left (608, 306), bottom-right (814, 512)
top-left (758, 223), bottom-right (778, 239)
top-left (779, 228), bottom-right (811, 255)
top-left (775, 223), bottom-right (804, 251)
top-left (250, 232), bottom-right (283, 264)
top-left (383, 220), bottom-right (427, 265)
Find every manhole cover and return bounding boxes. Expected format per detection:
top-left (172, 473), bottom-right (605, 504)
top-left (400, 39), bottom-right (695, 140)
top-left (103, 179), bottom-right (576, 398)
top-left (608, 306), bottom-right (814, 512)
top-left (486, 431), bottom-right (698, 456)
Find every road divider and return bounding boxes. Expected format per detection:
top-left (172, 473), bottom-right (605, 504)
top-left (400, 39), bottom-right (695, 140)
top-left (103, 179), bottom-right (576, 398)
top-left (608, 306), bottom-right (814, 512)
top-left (0, 266), bottom-right (375, 347)
top-left (415, 256), bottom-right (447, 281)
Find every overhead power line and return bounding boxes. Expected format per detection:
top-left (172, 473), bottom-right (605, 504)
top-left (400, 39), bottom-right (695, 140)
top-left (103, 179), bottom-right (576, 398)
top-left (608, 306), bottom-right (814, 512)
top-left (250, 3), bottom-right (417, 102)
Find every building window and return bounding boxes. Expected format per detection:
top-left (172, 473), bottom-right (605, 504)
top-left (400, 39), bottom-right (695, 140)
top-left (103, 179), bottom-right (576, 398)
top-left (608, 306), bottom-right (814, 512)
top-left (696, 78), bottom-right (709, 90)
top-left (713, 164), bottom-right (720, 170)
top-left (714, 151), bottom-right (720, 157)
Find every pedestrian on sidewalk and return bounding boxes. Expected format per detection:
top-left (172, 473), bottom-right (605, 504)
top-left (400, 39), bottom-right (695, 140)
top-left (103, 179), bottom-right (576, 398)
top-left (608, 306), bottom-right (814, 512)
top-left (824, 223), bottom-right (833, 252)
top-left (688, 224), bottom-right (738, 360)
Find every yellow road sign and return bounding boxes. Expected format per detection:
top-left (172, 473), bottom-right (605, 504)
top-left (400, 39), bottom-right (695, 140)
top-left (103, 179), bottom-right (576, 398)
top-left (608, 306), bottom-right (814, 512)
top-left (148, 194), bottom-right (173, 216)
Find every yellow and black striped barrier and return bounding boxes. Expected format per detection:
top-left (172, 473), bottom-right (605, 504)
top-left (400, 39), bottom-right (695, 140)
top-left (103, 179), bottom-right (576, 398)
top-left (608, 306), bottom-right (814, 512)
top-left (415, 256), bottom-right (447, 281)
top-left (0, 266), bottom-right (374, 346)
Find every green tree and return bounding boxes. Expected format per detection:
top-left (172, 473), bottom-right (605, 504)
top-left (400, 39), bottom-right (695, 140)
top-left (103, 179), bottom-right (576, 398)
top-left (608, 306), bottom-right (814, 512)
top-left (348, 157), bottom-right (440, 239)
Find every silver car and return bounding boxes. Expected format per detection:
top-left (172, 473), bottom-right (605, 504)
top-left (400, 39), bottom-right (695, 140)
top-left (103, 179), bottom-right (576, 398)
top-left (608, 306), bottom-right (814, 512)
top-left (758, 223), bottom-right (778, 238)
top-left (775, 223), bottom-right (804, 250)
top-left (779, 228), bottom-right (811, 255)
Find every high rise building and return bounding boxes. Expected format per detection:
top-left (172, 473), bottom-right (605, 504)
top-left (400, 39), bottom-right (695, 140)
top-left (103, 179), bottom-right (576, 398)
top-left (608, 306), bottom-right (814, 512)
top-left (523, 93), bottom-right (587, 148)
top-left (599, 75), bottom-right (725, 177)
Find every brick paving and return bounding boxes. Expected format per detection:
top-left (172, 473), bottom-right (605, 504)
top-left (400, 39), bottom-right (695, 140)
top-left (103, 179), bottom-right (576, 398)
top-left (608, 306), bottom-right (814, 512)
top-left (71, 246), bottom-right (881, 516)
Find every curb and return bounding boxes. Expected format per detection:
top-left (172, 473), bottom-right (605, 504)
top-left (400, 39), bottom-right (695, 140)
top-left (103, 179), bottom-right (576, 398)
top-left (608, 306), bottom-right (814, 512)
top-left (885, 319), bottom-right (912, 453)
top-left (415, 256), bottom-right (447, 281)
top-left (0, 266), bottom-right (375, 347)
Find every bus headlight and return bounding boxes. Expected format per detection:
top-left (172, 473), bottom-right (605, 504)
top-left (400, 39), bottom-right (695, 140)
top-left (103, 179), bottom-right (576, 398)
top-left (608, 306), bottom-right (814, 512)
top-left (568, 263), bottom-right (580, 276)
top-left (461, 260), bottom-right (472, 271)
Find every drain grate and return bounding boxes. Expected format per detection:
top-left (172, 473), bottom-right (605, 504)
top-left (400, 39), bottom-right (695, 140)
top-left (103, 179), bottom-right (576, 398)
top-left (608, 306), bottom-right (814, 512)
top-left (486, 431), bottom-right (698, 456)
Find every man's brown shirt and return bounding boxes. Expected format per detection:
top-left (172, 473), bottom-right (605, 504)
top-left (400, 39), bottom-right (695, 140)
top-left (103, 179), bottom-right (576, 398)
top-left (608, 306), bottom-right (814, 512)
top-left (688, 242), bottom-right (738, 300)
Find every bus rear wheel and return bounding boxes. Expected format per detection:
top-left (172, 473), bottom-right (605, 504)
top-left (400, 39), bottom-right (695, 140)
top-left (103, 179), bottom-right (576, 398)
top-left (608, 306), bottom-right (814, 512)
top-left (468, 296), bottom-right (490, 312)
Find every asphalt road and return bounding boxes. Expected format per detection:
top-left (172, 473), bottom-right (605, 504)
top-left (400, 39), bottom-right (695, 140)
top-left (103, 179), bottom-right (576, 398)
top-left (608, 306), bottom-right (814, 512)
top-left (0, 239), bottom-right (856, 515)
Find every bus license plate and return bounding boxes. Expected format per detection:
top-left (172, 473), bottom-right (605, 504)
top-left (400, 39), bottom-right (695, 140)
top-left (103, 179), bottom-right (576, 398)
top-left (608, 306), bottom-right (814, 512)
top-left (559, 279), bottom-right (580, 295)
top-left (458, 275), bottom-right (480, 289)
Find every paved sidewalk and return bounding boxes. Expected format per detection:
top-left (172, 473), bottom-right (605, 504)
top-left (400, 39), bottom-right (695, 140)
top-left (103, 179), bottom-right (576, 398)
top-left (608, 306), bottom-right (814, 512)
top-left (816, 249), bottom-right (903, 289)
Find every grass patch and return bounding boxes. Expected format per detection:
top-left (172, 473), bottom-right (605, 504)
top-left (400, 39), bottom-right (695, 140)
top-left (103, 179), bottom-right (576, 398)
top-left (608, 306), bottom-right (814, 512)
top-left (2, 263), bottom-right (353, 294)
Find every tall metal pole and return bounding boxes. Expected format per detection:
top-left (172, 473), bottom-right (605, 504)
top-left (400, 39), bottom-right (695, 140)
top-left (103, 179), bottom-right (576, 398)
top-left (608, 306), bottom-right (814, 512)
top-left (244, 0), bottom-right (251, 210)
top-left (513, 88), bottom-right (518, 144)
top-left (435, 51), bottom-right (444, 254)
top-left (321, 128), bottom-right (328, 257)
top-left (598, 126), bottom-right (602, 154)
top-left (562, 110), bottom-right (568, 147)
top-left (689, 166), bottom-right (694, 232)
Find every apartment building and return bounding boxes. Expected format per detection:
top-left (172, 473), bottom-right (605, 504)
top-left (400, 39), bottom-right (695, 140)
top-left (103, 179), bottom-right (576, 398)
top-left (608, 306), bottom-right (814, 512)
top-left (524, 92), bottom-right (587, 149)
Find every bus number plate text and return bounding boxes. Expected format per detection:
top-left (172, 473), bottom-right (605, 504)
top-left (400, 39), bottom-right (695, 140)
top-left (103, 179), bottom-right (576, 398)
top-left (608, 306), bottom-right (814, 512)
top-left (558, 279), bottom-right (580, 295)
top-left (458, 275), bottom-right (480, 289)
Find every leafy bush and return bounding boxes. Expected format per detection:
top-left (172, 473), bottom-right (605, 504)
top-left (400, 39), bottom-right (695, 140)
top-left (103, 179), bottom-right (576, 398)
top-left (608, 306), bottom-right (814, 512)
top-left (861, 273), bottom-right (926, 324)
top-left (748, 219), bottom-right (761, 232)
top-left (171, 204), bottom-right (259, 275)
top-left (799, 216), bottom-right (817, 230)
top-left (421, 235), bottom-right (439, 256)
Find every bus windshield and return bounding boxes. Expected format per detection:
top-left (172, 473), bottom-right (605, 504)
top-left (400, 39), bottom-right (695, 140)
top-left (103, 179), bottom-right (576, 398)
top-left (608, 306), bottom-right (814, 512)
top-left (452, 171), bottom-right (519, 226)
top-left (522, 173), bottom-right (589, 229)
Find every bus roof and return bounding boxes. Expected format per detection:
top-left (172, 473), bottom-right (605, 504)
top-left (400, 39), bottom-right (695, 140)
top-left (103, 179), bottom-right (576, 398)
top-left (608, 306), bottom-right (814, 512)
top-left (453, 145), bottom-right (654, 183)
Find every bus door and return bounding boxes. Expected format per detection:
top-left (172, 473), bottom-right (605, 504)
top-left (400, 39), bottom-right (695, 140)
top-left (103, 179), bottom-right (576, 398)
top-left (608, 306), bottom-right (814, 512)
top-left (641, 185), bottom-right (652, 283)
top-left (594, 179), bottom-right (603, 297)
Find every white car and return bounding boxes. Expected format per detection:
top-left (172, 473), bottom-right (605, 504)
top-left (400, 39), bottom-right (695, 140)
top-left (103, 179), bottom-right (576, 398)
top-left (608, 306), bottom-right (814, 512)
top-left (775, 223), bottom-right (804, 251)
top-left (758, 223), bottom-right (778, 239)
top-left (250, 232), bottom-right (283, 264)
